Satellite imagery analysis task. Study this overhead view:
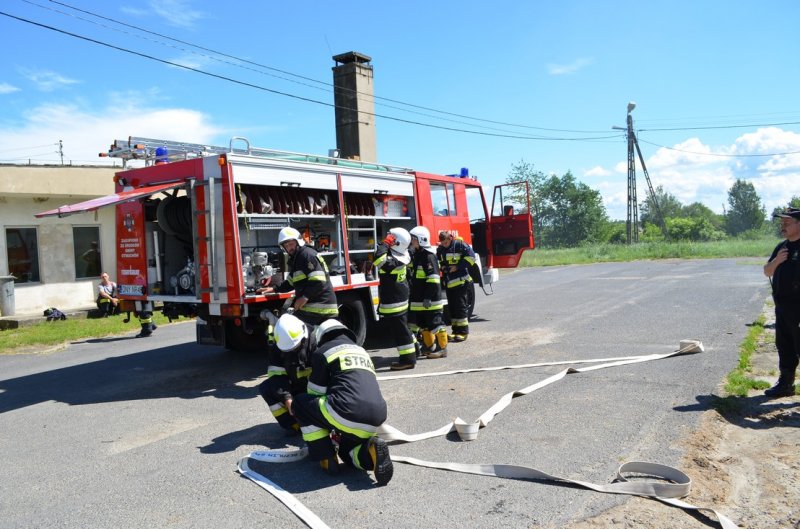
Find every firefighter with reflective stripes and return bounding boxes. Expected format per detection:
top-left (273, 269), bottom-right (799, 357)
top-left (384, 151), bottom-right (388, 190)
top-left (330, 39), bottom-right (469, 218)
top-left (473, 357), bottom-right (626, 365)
top-left (437, 230), bottom-right (476, 342)
top-left (135, 301), bottom-right (157, 338)
top-left (373, 227), bottom-right (418, 370)
top-left (408, 226), bottom-right (447, 358)
top-left (257, 313), bottom-right (310, 434)
top-left (276, 315), bottom-right (393, 485)
top-left (258, 227), bottom-right (338, 326)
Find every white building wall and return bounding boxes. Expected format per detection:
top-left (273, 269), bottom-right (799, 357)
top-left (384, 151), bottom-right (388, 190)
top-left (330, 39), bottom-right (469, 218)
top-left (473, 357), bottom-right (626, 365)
top-left (0, 165), bottom-right (117, 316)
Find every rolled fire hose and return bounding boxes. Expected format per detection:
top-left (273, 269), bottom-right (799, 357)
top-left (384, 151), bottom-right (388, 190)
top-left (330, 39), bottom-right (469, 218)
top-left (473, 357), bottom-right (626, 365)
top-left (238, 340), bottom-right (739, 529)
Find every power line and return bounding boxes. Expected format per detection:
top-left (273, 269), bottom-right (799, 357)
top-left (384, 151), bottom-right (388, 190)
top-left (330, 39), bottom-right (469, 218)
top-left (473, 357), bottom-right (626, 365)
top-left (639, 121), bottom-right (800, 132)
top-left (0, 142), bottom-right (58, 153)
top-left (637, 138), bottom-right (800, 158)
top-left (27, 0), bottom-right (612, 134)
top-left (0, 11), bottom-right (623, 142)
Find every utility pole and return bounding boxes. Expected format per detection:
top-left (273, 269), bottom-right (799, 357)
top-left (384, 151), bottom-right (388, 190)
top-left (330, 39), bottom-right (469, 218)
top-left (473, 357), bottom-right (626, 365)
top-left (613, 102), bottom-right (669, 243)
top-left (58, 139), bottom-right (64, 166)
top-left (625, 104), bottom-right (638, 243)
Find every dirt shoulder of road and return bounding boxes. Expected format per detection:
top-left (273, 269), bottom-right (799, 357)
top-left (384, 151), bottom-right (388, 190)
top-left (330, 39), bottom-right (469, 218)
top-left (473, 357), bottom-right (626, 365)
top-left (566, 300), bottom-right (799, 529)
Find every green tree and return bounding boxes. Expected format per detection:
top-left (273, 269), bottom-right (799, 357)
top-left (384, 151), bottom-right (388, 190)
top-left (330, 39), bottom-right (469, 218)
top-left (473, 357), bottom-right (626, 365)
top-left (505, 160), bottom-right (546, 245)
top-left (537, 171), bottom-right (609, 247)
top-left (682, 201), bottom-right (725, 231)
top-left (639, 185), bottom-right (683, 224)
top-left (725, 179), bottom-right (765, 236)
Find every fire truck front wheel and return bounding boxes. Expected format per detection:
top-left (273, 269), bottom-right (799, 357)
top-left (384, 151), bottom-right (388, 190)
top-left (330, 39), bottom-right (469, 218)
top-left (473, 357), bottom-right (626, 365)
top-left (337, 298), bottom-right (367, 346)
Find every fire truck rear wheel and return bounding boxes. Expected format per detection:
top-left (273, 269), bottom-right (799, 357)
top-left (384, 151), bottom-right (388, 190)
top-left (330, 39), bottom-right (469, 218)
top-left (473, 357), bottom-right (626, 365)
top-left (337, 299), bottom-right (367, 346)
top-left (224, 320), bottom-right (269, 353)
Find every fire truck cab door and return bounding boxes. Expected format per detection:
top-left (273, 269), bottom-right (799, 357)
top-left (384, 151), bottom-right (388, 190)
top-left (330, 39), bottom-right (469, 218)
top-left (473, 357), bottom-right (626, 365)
top-left (488, 181), bottom-right (534, 268)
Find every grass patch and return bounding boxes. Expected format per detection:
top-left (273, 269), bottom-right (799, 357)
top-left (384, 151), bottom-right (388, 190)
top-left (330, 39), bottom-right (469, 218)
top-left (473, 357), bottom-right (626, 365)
top-left (520, 238), bottom-right (778, 267)
top-left (0, 312), bottom-right (174, 354)
top-left (722, 314), bottom-right (772, 398)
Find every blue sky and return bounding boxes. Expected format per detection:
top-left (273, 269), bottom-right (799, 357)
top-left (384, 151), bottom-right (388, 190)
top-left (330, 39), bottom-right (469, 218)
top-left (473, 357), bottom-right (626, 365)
top-left (1, 0), bottom-right (799, 220)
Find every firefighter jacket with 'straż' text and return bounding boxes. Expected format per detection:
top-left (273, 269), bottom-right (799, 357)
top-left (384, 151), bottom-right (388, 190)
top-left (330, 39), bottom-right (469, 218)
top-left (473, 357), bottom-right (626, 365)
top-left (306, 332), bottom-right (388, 428)
top-left (437, 239), bottom-right (476, 289)
top-left (276, 245), bottom-right (338, 317)
top-left (409, 249), bottom-right (443, 311)
top-left (372, 243), bottom-right (410, 317)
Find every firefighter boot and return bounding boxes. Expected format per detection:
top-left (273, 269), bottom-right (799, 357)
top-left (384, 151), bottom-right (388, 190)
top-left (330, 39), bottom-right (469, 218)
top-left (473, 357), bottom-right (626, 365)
top-left (414, 340), bottom-right (424, 359)
top-left (319, 456), bottom-right (341, 475)
top-left (421, 330), bottom-right (436, 354)
top-left (136, 323), bottom-right (152, 338)
top-left (390, 356), bottom-right (416, 371)
top-left (368, 436), bottom-right (393, 486)
top-left (426, 330), bottom-right (448, 359)
top-left (764, 371), bottom-right (796, 398)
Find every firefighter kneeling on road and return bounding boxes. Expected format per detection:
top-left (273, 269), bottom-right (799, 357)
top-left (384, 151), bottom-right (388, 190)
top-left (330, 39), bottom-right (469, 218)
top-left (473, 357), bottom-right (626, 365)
top-left (257, 313), bottom-right (308, 435)
top-left (274, 315), bottom-right (393, 485)
top-left (257, 227), bottom-right (338, 326)
top-left (409, 226), bottom-right (447, 358)
top-left (437, 230), bottom-right (476, 342)
top-left (373, 227), bottom-right (419, 370)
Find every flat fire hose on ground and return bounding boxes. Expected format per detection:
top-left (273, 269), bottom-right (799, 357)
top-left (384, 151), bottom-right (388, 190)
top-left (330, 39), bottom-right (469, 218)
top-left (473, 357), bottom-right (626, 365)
top-left (237, 340), bottom-right (739, 529)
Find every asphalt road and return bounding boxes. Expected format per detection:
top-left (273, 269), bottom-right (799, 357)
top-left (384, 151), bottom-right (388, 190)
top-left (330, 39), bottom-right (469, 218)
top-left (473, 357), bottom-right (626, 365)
top-left (0, 258), bottom-right (769, 529)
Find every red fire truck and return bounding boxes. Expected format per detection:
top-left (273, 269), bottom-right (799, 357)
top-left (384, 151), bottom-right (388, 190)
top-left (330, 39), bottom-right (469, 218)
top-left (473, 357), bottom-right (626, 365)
top-left (37, 137), bottom-right (534, 350)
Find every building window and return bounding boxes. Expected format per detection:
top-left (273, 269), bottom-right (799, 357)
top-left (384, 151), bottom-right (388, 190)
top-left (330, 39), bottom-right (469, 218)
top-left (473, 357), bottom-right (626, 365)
top-left (6, 227), bottom-right (40, 284)
top-left (74, 226), bottom-right (102, 279)
top-left (431, 183), bottom-right (457, 217)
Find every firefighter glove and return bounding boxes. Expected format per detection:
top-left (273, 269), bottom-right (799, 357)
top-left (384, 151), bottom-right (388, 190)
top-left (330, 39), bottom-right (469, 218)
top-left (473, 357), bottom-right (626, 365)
top-left (383, 233), bottom-right (397, 247)
top-left (423, 298), bottom-right (431, 309)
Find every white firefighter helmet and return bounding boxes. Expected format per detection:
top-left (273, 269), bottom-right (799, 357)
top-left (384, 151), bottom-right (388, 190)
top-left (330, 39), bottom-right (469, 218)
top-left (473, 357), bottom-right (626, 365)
top-left (409, 225), bottom-right (436, 253)
top-left (277, 226), bottom-right (305, 248)
top-left (388, 227), bottom-right (411, 264)
top-left (274, 314), bottom-right (308, 352)
top-left (313, 318), bottom-right (354, 345)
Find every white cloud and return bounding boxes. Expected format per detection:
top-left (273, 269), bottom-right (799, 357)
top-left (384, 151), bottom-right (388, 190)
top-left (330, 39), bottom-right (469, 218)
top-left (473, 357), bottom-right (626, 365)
top-left (601, 129), bottom-right (800, 219)
top-left (21, 69), bottom-right (80, 92)
top-left (122, 0), bottom-right (207, 29)
top-left (0, 83), bottom-right (20, 95)
top-left (546, 58), bottom-right (592, 75)
top-left (0, 101), bottom-right (221, 165)
top-left (584, 165), bottom-right (610, 177)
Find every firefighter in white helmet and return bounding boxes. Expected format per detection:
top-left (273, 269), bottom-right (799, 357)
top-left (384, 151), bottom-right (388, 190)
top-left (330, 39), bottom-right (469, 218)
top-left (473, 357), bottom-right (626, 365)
top-left (437, 230), bottom-right (477, 342)
top-left (408, 226), bottom-right (447, 358)
top-left (258, 226), bottom-right (338, 326)
top-left (275, 315), bottom-right (393, 485)
top-left (257, 312), bottom-right (310, 435)
top-left (373, 227), bottom-right (419, 370)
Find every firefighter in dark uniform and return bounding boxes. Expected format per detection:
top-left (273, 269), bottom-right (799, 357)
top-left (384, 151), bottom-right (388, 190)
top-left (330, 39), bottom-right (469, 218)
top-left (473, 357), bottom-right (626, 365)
top-left (278, 316), bottom-right (393, 485)
top-left (373, 227), bottom-right (418, 370)
top-left (437, 230), bottom-right (477, 342)
top-left (763, 206), bottom-right (800, 398)
top-left (134, 301), bottom-right (157, 338)
top-left (257, 313), bottom-right (310, 434)
top-left (258, 227), bottom-right (338, 326)
top-left (408, 226), bottom-right (447, 358)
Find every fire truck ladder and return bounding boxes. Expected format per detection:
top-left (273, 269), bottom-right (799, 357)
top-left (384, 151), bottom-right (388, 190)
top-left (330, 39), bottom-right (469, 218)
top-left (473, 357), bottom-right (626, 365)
top-left (190, 176), bottom-right (220, 302)
top-left (102, 136), bottom-right (415, 174)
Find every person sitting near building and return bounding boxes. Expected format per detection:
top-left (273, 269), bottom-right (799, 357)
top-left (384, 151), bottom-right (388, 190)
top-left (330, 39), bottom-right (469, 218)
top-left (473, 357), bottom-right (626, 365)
top-left (96, 272), bottom-right (119, 317)
top-left (257, 227), bottom-right (338, 327)
top-left (274, 315), bottom-right (393, 485)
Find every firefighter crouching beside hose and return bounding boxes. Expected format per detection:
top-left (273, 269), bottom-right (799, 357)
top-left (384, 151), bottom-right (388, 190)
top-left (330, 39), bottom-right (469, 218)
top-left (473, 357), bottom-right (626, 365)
top-left (257, 227), bottom-right (339, 327)
top-left (373, 227), bottom-right (419, 370)
top-left (437, 230), bottom-right (476, 342)
top-left (273, 315), bottom-right (393, 485)
top-left (408, 226), bottom-right (448, 358)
